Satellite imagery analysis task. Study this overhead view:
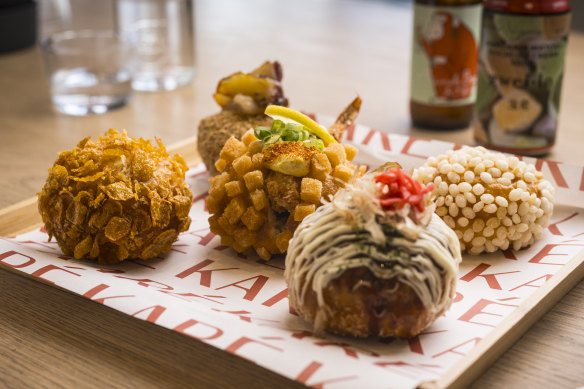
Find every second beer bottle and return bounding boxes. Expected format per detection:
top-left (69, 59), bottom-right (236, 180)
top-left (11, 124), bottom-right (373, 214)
top-left (409, 0), bottom-right (482, 129)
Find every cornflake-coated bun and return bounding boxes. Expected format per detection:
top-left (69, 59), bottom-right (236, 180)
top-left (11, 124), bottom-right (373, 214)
top-left (413, 146), bottom-right (555, 254)
top-left (38, 129), bottom-right (193, 264)
top-left (285, 169), bottom-right (461, 338)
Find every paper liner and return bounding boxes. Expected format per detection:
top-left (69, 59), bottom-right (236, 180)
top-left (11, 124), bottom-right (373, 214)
top-left (2, 119), bottom-right (584, 388)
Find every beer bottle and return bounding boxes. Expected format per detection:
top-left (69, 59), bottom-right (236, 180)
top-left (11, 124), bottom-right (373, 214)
top-left (409, 0), bottom-right (482, 129)
top-left (474, 0), bottom-right (571, 155)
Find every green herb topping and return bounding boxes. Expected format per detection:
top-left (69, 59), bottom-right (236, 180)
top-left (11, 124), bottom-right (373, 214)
top-left (254, 120), bottom-right (325, 150)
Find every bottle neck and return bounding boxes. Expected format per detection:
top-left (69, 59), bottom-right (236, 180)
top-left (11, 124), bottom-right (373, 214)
top-left (483, 0), bottom-right (570, 14)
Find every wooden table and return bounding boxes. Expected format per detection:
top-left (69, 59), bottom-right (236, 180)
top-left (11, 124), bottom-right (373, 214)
top-left (1, 1), bottom-right (582, 387)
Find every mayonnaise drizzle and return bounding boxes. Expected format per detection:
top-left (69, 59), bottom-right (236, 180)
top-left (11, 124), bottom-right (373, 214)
top-left (285, 177), bottom-right (462, 322)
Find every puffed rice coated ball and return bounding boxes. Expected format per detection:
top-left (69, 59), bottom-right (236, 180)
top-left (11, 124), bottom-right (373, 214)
top-left (413, 146), bottom-right (555, 254)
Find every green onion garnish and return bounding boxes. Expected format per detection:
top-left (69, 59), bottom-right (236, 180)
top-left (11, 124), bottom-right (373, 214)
top-left (254, 126), bottom-right (271, 141)
top-left (303, 138), bottom-right (324, 151)
top-left (254, 120), bottom-right (324, 150)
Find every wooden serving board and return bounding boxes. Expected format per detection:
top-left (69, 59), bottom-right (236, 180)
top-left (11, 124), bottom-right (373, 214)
top-left (1, 135), bottom-right (583, 389)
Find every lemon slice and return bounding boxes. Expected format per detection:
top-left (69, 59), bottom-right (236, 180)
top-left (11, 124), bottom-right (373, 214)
top-left (264, 105), bottom-right (337, 146)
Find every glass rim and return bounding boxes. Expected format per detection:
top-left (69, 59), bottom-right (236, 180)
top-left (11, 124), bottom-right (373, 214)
top-left (40, 29), bottom-right (131, 55)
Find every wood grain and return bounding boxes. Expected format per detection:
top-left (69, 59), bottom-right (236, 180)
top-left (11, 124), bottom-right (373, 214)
top-left (420, 251), bottom-right (584, 389)
top-left (0, 268), bottom-right (305, 389)
top-left (1, 0), bottom-right (583, 388)
top-left (0, 197), bottom-right (42, 237)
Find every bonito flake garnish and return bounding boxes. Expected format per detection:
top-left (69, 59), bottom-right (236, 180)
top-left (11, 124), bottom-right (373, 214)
top-left (38, 129), bottom-right (193, 264)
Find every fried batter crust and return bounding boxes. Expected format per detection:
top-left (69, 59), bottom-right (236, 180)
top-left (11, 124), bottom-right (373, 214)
top-left (38, 129), bottom-right (193, 264)
top-left (265, 171), bottom-right (301, 213)
top-left (290, 267), bottom-right (443, 338)
top-left (197, 111), bottom-right (272, 176)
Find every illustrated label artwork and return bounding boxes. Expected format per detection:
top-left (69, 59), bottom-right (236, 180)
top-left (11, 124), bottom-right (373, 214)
top-left (410, 4), bottom-right (482, 106)
top-left (474, 10), bottom-right (571, 154)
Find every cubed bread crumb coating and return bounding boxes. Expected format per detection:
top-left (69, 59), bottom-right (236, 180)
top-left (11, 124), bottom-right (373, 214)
top-left (207, 129), bottom-right (363, 260)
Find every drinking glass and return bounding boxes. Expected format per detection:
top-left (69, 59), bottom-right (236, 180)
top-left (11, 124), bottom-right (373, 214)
top-left (115, 0), bottom-right (196, 92)
top-left (41, 30), bottom-right (134, 116)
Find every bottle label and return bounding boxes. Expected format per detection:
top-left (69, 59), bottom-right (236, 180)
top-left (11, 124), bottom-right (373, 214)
top-left (474, 10), bottom-right (571, 154)
top-left (410, 3), bottom-right (482, 106)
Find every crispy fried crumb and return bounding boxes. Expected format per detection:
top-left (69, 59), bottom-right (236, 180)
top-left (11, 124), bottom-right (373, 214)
top-left (38, 129), bottom-right (193, 265)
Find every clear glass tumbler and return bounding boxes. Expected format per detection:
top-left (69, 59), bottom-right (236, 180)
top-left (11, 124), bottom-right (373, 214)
top-left (115, 0), bottom-right (196, 92)
top-left (41, 30), bottom-right (134, 116)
